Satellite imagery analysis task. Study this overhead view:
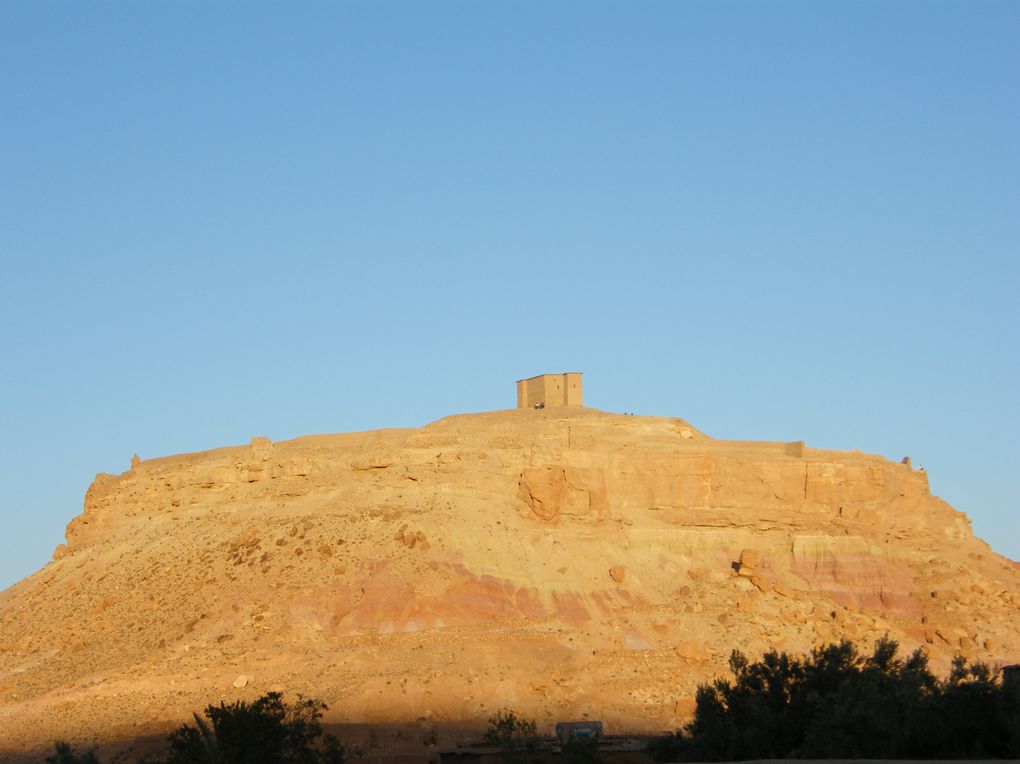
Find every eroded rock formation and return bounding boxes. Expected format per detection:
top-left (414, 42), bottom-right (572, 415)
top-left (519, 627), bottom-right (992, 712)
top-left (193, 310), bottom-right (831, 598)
top-left (0, 408), bottom-right (1017, 758)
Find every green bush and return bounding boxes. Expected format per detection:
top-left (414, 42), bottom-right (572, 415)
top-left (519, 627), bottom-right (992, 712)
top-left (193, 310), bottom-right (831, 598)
top-left (650, 638), bottom-right (1020, 761)
top-left (164, 692), bottom-right (344, 764)
top-left (484, 709), bottom-right (539, 763)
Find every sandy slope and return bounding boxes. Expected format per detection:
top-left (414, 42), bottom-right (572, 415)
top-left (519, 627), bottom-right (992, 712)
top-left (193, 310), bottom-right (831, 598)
top-left (1, 408), bottom-right (1017, 758)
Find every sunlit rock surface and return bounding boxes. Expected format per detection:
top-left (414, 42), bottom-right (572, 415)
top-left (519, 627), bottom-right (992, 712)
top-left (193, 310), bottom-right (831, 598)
top-left (1, 408), bottom-right (1017, 757)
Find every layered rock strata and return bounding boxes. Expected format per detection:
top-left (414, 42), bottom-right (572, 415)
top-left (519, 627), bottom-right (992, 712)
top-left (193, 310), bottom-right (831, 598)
top-left (1, 408), bottom-right (1017, 758)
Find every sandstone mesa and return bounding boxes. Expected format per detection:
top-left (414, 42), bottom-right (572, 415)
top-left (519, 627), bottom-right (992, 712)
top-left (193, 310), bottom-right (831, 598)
top-left (1, 388), bottom-right (1018, 758)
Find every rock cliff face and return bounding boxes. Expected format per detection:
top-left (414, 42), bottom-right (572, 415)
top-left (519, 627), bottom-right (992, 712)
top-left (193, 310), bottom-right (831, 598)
top-left (1, 408), bottom-right (1017, 757)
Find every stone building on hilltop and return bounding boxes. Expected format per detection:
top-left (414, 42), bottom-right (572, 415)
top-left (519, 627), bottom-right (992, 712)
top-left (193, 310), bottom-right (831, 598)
top-left (516, 372), bottom-right (583, 409)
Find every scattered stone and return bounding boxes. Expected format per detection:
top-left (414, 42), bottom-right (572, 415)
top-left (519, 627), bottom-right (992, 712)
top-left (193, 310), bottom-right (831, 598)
top-left (232, 675), bottom-right (249, 688)
top-left (675, 640), bottom-right (709, 661)
top-left (3, 406), bottom-right (1017, 751)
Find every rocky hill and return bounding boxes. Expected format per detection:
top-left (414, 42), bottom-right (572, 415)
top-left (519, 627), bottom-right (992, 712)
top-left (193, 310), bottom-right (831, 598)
top-left (1, 408), bottom-right (1018, 759)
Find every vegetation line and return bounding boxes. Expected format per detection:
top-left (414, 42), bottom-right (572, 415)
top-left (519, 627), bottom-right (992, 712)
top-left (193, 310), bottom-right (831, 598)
top-left (46, 639), bottom-right (1020, 763)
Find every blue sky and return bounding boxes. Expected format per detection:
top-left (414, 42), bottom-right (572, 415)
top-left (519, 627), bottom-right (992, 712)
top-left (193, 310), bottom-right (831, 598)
top-left (1, 1), bottom-right (1017, 590)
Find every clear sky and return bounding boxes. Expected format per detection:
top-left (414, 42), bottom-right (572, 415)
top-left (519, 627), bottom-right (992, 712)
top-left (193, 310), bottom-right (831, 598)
top-left (1, 1), bottom-right (1017, 591)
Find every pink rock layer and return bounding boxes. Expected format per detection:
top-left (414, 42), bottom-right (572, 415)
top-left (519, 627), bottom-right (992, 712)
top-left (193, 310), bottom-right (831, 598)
top-left (1, 408), bottom-right (1017, 759)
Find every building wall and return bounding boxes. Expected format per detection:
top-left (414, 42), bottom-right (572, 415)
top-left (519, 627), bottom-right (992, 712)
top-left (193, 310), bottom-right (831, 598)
top-left (529, 375), bottom-right (556, 407)
top-left (516, 373), bottom-right (584, 409)
top-left (516, 379), bottom-right (528, 409)
top-left (563, 372), bottom-right (583, 406)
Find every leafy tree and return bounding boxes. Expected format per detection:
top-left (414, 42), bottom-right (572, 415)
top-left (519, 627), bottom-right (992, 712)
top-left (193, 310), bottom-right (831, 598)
top-left (165, 692), bottom-right (344, 764)
top-left (650, 638), bottom-right (1020, 761)
top-left (484, 709), bottom-right (539, 763)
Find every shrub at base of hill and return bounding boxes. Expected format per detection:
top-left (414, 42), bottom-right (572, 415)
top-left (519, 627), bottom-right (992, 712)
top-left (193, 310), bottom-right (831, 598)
top-left (484, 710), bottom-right (540, 763)
top-left (165, 692), bottom-right (344, 764)
top-left (46, 742), bottom-right (101, 764)
top-left (650, 638), bottom-right (1020, 761)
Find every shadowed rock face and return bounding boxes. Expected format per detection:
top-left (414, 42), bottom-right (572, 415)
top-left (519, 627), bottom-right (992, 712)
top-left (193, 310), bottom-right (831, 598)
top-left (1, 408), bottom-right (1018, 757)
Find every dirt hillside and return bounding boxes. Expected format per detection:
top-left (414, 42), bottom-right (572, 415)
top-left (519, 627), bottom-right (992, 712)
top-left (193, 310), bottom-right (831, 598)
top-left (1, 407), bottom-right (1018, 758)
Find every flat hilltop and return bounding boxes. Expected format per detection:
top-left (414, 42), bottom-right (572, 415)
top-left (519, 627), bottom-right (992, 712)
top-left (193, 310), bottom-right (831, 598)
top-left (1, 407), bottom-right (1017, 759)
